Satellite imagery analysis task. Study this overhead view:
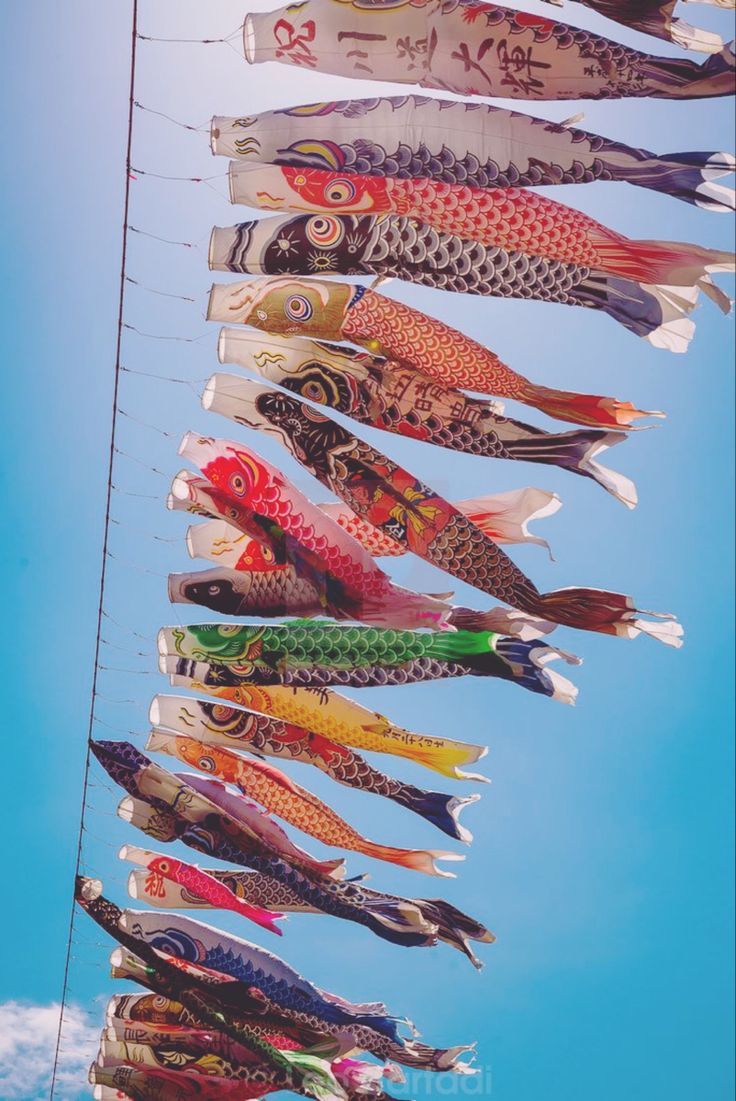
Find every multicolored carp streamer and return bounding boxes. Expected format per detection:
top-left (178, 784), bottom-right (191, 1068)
top-left (149, 692), bottom-right (481, 840)
top-left (216, 328), bottom-right (636, 506)
top-left (75, 878), bottom-right (345, 1101)
top-left (241, 0), bottom-right (736, 99)
top-left (180, 430), bottom-right (681, 645)
top-left (120, 909), bottom-right (478, 1072)
top-left (93, 741), bottom-right (492, 961)
top-left (118, 845), bottom-right (285, 933)
top-left (103, 915), bottom-right (478, 1076)
top-left (172, 435), bottom-right (559, 639)
top-left (547, 0), bottom-right (732, 53)
top-left (229, 163), bottom-right (735, 294)
top-left (206, 276), bottom-right (663, 427)
top-left (209, 214), bottom-right (700, 348)
top-left (160, 620), bottom-right (581, 703)
top-left (146, 728), bottom-right (464, 875)
top-left (212, 96), bottom-right (736, 212)
top-left (164, 676), bottom-right (488, 779)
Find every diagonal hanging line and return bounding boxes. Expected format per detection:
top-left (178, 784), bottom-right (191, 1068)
top-left (48, 1), bottom-right (139, 1097)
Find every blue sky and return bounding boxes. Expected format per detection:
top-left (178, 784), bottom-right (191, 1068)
top-left (0, 1), bottom-right (734, 1098)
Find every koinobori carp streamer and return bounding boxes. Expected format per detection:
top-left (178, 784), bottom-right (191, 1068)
top-left (180, 429), bottom-right (681, 645)
top-left (145, 727), bottom-right (466, 876)
top-left (149, 692), bottom-right (481, 841)
top-left (206, 276), bottom-right (664, 427)
top-left (544, 0), bottom-right (732, 54)
top-left (159, 620), bottom-right (581, 704)
top-left (215, 327), bottom-right (637, 507)
top-left (170, 437), bottom-right (561, 640)
top-left (93, 741), bottom-right (492, 962)
top-left (209, 214), bottom-right (700, 350)
top-left (163, 676), bottom-right (489, 780)
top-left (241, 0), bottom-right (736, 100)
top-left (212, 96), bottom-right (736, 213)
top-left (229, 162), bottom-right (735, 294)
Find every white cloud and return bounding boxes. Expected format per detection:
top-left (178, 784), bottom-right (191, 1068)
top-left (0, 1001), bottom-right (99, 1101)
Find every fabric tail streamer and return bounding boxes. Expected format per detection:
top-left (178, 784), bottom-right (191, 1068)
top-left (211, 98), bottom-right (736, 213)
top-left (216, 328), bottom-right (637, 507)
top-left (229, 163), bottom-right (735, 298)
top-left (160, 621), bottom-right (581, 703)
top-left (183, 421), bottom-right (680, 647)
top-left (125, 909), bottom-right (477, 1073)
top-left (75, 878), bottom-right (346, 1101)
top-left (206, 277), bottom-right (661, 428)
top-left (170, 467), bottom-right (556, 639)
top-left (125, 863), bottom-right (494, 969)
top-left (149, 693), bottom-right (482, 841)
top-left (171, 438), bottom-right (557, 639)
top-left (164, 676), bottom-right (488, 780)
top-left (145, 729), bottom-right (465, 876)
top-left (94, 740), bottom-right (472, 953)
top-left (108, 940), bottom-right (476, 1078)
top-left (209, 216), bottom-right (700, 351)
top-left (242, 0), bottom-right (736, 99)
top-left (166, 459), bottom-right (457, 633)
top-left (118, 845), bottom-right (286, 933)
top-left (547, 0), bottom-right (731, 53)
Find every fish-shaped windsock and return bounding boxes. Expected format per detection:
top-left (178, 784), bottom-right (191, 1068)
top-left (206, 276), bottom-right (663, 428)
top-left (149, 693), bottom-right (482, 841)
top-left (216, 327), bottom-right (637, 506)
top-left (209, 214), bottom-right (700, 350)
top-left (241, 0), bottom-right (736, 100)
top-left (229, 163), bottom-right (734, 296)
top-left (212, 97), bottom-right (736, 213)
top-left (146, 728), bottom-right (466, 876)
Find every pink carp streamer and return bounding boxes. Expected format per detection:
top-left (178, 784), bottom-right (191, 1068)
top-left (118, 845), bottom-right (285, 934)
top-left (242, 0), bottom-right (736, 100)
top-left (207, 276), bottom-right (662, 428)
top-left (230, 162), bottom-right (734, 302)
top-left (146, 729), bottom-right (465, 877)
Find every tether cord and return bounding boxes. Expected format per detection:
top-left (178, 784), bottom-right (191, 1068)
top-left (48, 1), bottom-right (139, 1095)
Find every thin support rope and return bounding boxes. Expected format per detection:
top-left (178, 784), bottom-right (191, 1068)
top-left (48, 1), bottom-right (139, 1096)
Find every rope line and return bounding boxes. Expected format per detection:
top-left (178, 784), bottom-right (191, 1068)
top-left (48, 2), bottom-right (139, 1096)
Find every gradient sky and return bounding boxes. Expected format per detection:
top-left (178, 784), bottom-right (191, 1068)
top-left (0, 1), bottom-right (734, 1098)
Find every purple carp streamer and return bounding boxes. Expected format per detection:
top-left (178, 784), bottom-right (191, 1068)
top-left (149, 692), bottom-right (481, 840)
top-left (181, 430), bottom-right (680, 645)
top-left (241, 0), bottom-right (736, 100)
top-left (206, 276), bottom-right (665, 427)
top-left (93, 740), bottom-right (492, 962)
top-left (216, 328), bottom-right (636, 507)
top-left (547, 0), bottom-right (732, 53)
top-left (212, 97), bottom-right (736, 212)
top-left (209, 214), bottom-right (700, 349)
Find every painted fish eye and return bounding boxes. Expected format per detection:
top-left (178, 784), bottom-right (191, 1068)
top-left (198, 755), bottom-right (217, 772)
top-left (229, 473), bottom-right (246, 495)
top-left (155, 859), bottom-right (170, 874)
top-left (207, 584), bottom-right (221, 596)
top-left (306, 215), bottom-right (344, 248)
top-left (323, 178), bottom-right (356, 205)
top-left (284, 293), bottom-right (314, 322)
top-left (302, 381), bottom-right (327, 402)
